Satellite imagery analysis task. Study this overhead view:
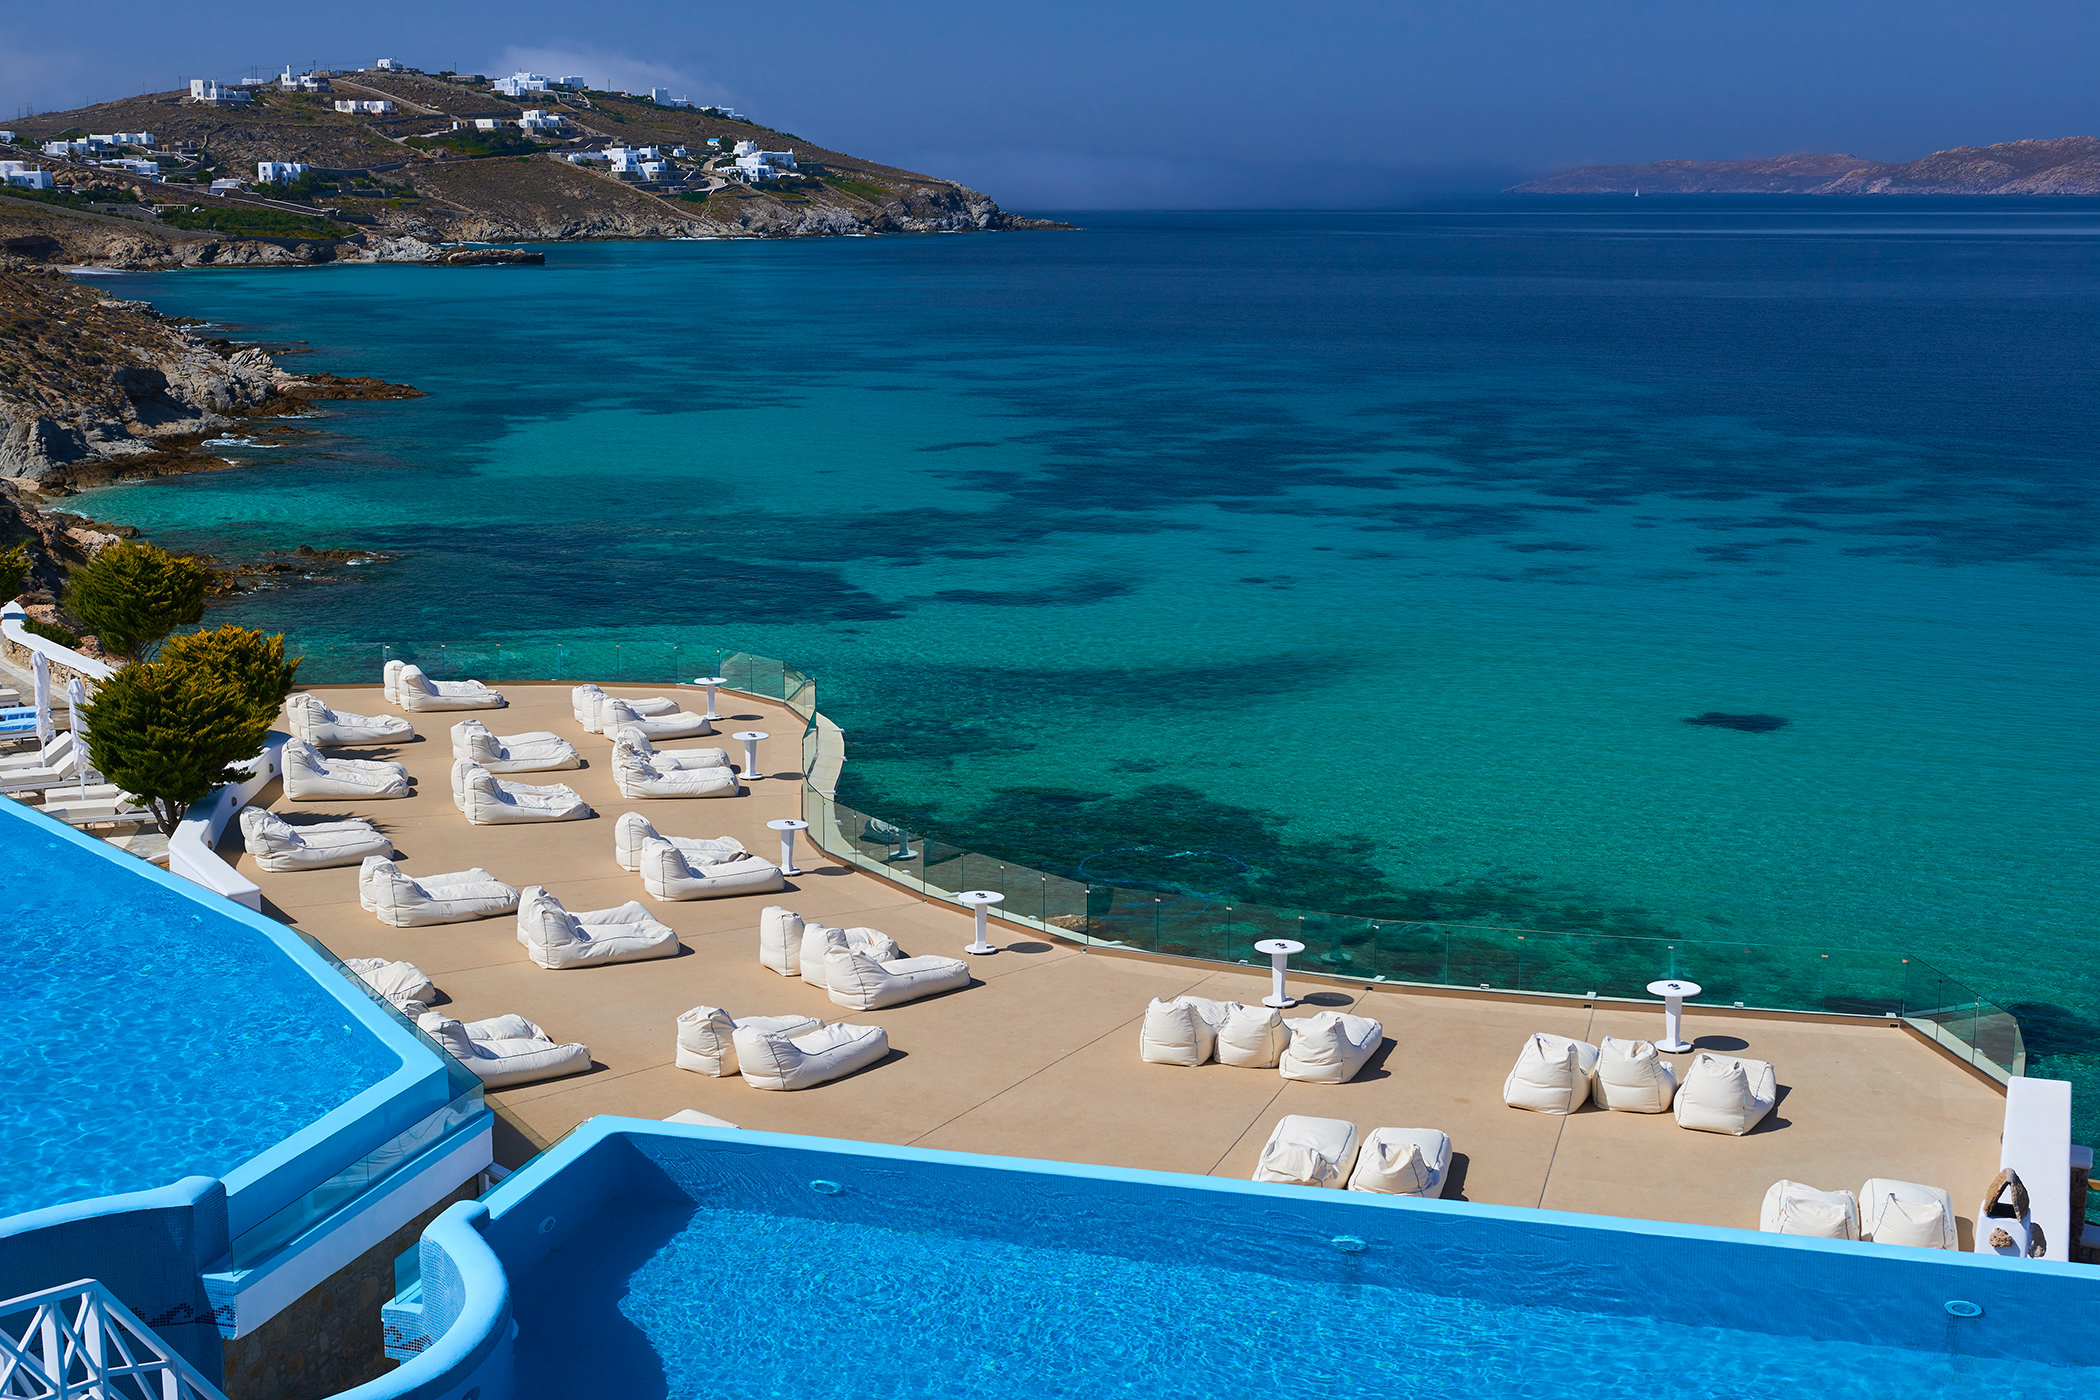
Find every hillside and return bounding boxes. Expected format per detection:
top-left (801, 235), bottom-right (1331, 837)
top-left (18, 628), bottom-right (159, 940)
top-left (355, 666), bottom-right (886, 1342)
top-left (1511, 136), bottom-right (2100, 195)
top-left (0, 67), bottom-right (1058, 268)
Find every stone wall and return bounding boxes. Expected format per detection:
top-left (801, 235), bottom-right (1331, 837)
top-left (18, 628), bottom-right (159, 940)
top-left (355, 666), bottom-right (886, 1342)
top-left (220, 1183), bottom-right (476, 1400)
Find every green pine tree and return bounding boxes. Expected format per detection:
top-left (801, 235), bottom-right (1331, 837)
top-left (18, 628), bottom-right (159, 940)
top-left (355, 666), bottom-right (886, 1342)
top-left (61, 542), bottom-right (215, 660)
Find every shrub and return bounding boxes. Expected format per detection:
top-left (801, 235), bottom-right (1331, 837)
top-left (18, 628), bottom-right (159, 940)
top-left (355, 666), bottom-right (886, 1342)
top-left (157, 625), bottom-right (300, 722)
top-left (23, 618), bottom-right (80, 648)
top-left (81, 651), bottom-right (281, 833)
top-left (61, 541), bottom-right (214, 660)
top-left (0, 543), bottom-right (31, 601)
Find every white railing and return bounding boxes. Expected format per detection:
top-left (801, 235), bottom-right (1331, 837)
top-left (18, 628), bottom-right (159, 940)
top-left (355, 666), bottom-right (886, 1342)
top-left (0, 600), bottom-right (115, 689)
top-left (167, 733), bottom-right (285, 911)
top-left (0, 1278), bottom-right (228, 1400)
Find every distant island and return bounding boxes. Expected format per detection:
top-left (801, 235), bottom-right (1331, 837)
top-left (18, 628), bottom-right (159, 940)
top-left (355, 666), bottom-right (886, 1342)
top-left (1510, 136), bottom-right (2100, 195)
top-left (0, 60), bottom-right (1060, 270)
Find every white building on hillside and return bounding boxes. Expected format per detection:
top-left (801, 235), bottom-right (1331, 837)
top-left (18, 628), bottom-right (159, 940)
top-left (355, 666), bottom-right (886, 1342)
top-left (334, 99), bottom-right (395, 114)
top-left (0, 161), bottom-right (54, 189)
top-left (96, 131), bottom-right (154, 146)
top-left (210, 178), bottom-right (245, 192)
top-left (470, 118), bottom-right (502, 131)
top-left (42, 140), bottom-right (89, 158)
top-left (280, 67), bottom-right (331, 92)
top-left (103, 157), bottom-right (160, 176)
top-left (646, 88), bottom-right (693, 108)
top-left (0, 131), bottom-right (15, 144)
top-left (374, 58), bottom-right (399, 70)
top-left (492, 71), bottom-right (550, 97)
top-left (256, 161), bottom-right (310, 184)
top-left (518, 109), bottom-right (565, 133)
top-left (732, 141), bottom-right (797, 181)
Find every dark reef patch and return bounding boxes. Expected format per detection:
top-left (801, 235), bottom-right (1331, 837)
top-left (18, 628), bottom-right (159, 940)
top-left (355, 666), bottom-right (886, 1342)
top-left (1684, 712), bottom-right (1791, 733)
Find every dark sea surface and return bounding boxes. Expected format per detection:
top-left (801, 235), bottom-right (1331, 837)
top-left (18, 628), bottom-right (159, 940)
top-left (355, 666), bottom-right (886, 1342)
top-left (91, 201), bottom-right (2100, 1138)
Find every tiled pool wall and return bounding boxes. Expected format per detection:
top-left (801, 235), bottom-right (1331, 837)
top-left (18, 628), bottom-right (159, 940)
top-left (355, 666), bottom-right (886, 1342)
top-left (357, 1118), bottom-right (2100, 1400)
top-left (0, 800), bottom-right (480, 1386)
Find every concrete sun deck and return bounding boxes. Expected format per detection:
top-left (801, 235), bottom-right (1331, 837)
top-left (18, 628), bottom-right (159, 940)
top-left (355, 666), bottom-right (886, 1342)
top-left (234, 682), bottom-right (2007, 1241)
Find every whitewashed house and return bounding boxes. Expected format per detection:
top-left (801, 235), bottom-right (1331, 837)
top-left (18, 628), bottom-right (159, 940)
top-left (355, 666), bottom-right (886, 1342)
top-left (732, 141), bottom-right (797, 181)
top-left (41, 140), bottom-right (90, 158)
top-left (0, 131), bottom-right (15, 144)
top-left (280, 67), bottom-right (331, 92)
top-left (646, 88), bottom-right (694, 108)
top-left (518, 109), bottom-right (565, 132)
top-left (209, 178), bottom-right (245, 192)
top-left (374, 58), bottom-right (399, 70)
top-left (256, 161), bottom-right (310, 184)
top-left (96, 131), bottom-right (154, 147)
top-left (189, 79), bottom-right (252, 105)
top-left (492, 71), bottom-right (551, 97)
top-left (605, 145), bottom-right (664, 177)
top-left (333, 100), bottom-right (395, 114)
top-left (0, 161), bottom-right (54, 189)
top-left (104, 158), bottom-right (160, 176)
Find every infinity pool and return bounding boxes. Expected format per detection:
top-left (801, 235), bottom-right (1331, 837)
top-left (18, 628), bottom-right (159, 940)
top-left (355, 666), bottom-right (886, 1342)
top-left (0, 802), bottom-right (398, 1218)
top-left (383, 1122), bottom-right (2100, 1400)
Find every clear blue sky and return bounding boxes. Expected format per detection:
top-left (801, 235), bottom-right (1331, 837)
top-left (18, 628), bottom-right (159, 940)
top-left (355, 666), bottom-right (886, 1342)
top-left (6, 1), bottom-right (2096, 207)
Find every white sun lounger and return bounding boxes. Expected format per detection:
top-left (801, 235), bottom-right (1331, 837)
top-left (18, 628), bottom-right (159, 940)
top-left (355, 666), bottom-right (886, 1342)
top-left (1279, 1011), bottom-right (1384, 1084)
top-left (799, 923), bottom-right (904, 987)
top-left (1860, 1178), bottom-right (1958, 1249)
top-left (394, 662), bottom-right (504, 712)
top-left (516, 884), bottom-right (679, 968)
top-left (571, 684), bottom-right (678, 732)
top-left (359, 856), bottom-right (521, 927)
top-left (0, 740), bottom-right (89, 793)
top-left (1252, 1115), bottom-right (1360, 1189)
top-left (1673, 1052), bottom-right (1778, 1135)
top-left (1348, 1128), bottom-right (1452, 1197)
top-left (450, 718), bottom-right (580, 773)
top-left (674, 1006), bottom-right (822, 1076)
top-left (607, 726), bottom-right (730, 770)
top-left (282, 738), bottom-right (411, 800)
top-left (454, 760), bottom-right (591, 824)
top-left (343, 957), bottom-right (437, 1016)
top-left (0, 731), bottom-right (76, 771)
top-left (1503, 1033), bottom-right (1601, 1115)
top-left (1139, 996), bottom-right (1230, 1066)
top-left (238, 808), bottom-right (392, 870)
top-left (286, 693), bottom-right (413, 747)
top-left (1216, 1002), bottom-right (1291, 1068)
top-left (614, 812), bottom-right (747, 872)
top-left (612, 742), bottom-right (740, 798)
top-left (418, 1011), bottom-right (590, 1088)
top-left (824, 948), bottom-right (972, 1011)
top-left (601, 697), bottom-right (712, 740)
top-left (1759, 1180), bottom-right (1861, 1239)
top-left (1592, 1036), bottom-right (1678, 1113)
top-left (639, 838), bottom-right (784, 901)
top-left (732, 1020), bottom-right (889, 1090)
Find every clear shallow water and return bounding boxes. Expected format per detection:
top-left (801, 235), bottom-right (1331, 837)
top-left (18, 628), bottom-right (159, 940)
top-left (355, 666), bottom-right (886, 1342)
top-left (87, 202), bottom-right (2100, 1132)
top-left (510, 1199), bottom-right (2086, 1400)
top-left (0, 808), bottom-right (395, 1217)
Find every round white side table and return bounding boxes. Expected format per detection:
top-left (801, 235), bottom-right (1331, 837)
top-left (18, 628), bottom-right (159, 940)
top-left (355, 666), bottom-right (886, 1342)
top-left (693, 676), bottom-right (727, 721)
top-left (958, 890), bottom-right (1004, 955)
top-left (767, 818), bottom-right (809, 877)
top-left (1255, 938), bottom-right (1307, 1008)
top-left (1647, 979), bottom-right (1701, 1053)
top-left (732, 730), bottom-right (768, 783)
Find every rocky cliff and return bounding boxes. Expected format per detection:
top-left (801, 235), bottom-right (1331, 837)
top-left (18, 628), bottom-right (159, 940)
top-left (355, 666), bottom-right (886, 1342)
top-left (1511, 136), bottom-right (2100, 195)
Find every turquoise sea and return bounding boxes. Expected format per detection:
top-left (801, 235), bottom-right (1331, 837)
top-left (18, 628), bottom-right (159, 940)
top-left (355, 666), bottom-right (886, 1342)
top-left (88, 202), bottom-right (2100, 1137)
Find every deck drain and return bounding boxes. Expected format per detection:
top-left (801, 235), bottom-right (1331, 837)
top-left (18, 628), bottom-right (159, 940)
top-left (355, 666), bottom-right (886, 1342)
top-left (1944, 1300), bottom-right (1982, 1318)
top-left (810, 1180), bottom-right (842, 1195)
top-left (537, 1216), bottom-right (557, 1234)
top-left (1331, 1235), bottom-right (1366, 1254)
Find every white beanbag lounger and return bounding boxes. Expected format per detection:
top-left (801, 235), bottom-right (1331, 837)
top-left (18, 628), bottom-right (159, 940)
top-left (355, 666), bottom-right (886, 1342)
top-left (612, 743), bottom-right (740, 799)
top-left (664, 1109), bottom-right (738, 1128)
top-left (238, 807), bottom-right (391, 870)
top-left (383, 659), bottom-right (404, 704)
top-left (343, 957), bottom-right (437, 1016)
top-left (1673, 1052), bottom-right (1778, 1135)
top-left (674, 1005), bottom-right (821, 1076)
top-left (571, 684), bottom-right (678, 732)
top-left (286, 693), bottom-right (413, 747)
top-left (456, 761), bottom-right (591, 824)
top-left (1348, 1128), bottom-right (1452, 1197)
top-left (608, 726), bottom-right (730, 771)
top-left (641, 840), bottom-right (785, 901)
top-left (1139, 996), bottom-right (1229, 1066)
top-left (733, 1020), bottom-right (889, 1090)
top-left (1592, 1036), bottom-right (1678, 1113)
top-left (826, 949), bottom-right (972, 1011)
top-left (1503, 1033), bottom-right (1602, 1115)
top-left (418, 1011), bottom-right (590, 1088)
top-left (1252, 1115), bottom-right (1361, 1189)
top-left (281, 738), bottom-right (411, 800)
top-left (799, 923), bottom-right (904, 987)
top-left (1278, 1011), bottom-right (1385, 1084)
top-left (1216, 1002), bottom-right (1291, 1068)
top-left (601, 697), bottom-right (712, 740)
top-left (395, 663), bottom-right (504, 712)
top-left (516, 885), bottom-right (680, 969)
top-left (615, 811), bottom-right (747, 872)
top-left (1860, 1178), bottom-right (1958, 1250)
top-left (1759, 1180), bottom-right (1861, 1240)
top-left (358, 856), bottom-right (520, 927)
top-left (450, 719), bottom-right (580, 773)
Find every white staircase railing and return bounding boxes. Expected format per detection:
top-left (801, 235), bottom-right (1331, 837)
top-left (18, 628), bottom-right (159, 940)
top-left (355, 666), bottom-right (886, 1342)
top-left (0, 1279), bottom-right (227, 1400)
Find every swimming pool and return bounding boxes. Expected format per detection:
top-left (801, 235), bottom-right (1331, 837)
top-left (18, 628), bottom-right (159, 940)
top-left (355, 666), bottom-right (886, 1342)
top-left (0, 798), bottom-right (435, 1225)
top-left (367, 1120), bottom-right (2100, 1400)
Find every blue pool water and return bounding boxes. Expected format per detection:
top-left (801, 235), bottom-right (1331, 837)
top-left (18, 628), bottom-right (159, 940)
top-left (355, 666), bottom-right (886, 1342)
top-left (487, 1128), bottom-right (2097, 1400)
top-left (0, 806), bottom-right (397, 1218)
top-left (83, 201), bottom-right (2100, 1135)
